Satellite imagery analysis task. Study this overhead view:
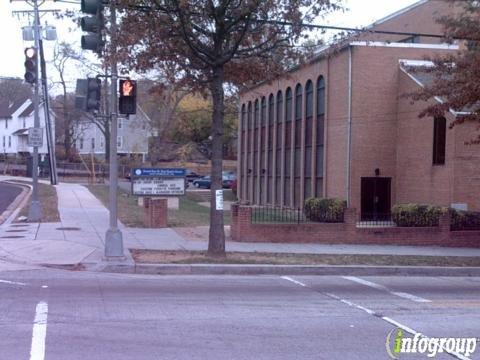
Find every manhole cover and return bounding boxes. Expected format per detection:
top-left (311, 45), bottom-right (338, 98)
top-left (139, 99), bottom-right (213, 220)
top-left (6, 230), bottom-right (27, 233)
top-left (0, 236), bottom-right (25, 239)
top-left (56, 227), bottom-right (81, 231)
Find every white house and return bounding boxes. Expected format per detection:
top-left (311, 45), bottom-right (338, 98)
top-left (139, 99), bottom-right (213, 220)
top-left (75, 106), bottom-right (151, 161)
top-left (0, 98), bottom-right (53, 157)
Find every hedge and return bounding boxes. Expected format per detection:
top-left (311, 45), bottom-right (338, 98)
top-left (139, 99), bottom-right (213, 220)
top-left (304, 198), bottom-right (347, 223)
top-left (450, 210), bottom-right (480, 231)
top-left (391, 204), bottom-right (447, 227)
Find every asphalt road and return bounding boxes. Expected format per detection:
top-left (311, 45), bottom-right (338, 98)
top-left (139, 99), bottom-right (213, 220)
top-left (0, 267), bottom-right (478, 360)
top-left (0, 182), bottom-right (22, 214)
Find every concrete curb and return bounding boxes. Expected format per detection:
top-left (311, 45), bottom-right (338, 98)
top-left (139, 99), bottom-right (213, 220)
top-left (0, 181), bottom-right (31, 225)
top-left (97, 263), bottom-right (480, 276)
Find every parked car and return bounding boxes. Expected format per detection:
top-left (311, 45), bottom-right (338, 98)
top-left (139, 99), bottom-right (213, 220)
top-left (185, 169), bottom-right (201, 182)
top-left (222, 173), bottom-right (237, 188)
top-left (230, 178), bottom-right (237, 195)
top-left (192, 175), bottom-right (211, 188)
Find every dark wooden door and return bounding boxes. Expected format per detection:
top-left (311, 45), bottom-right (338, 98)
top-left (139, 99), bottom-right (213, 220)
top-left (361, 177), bottom-right (391, 221)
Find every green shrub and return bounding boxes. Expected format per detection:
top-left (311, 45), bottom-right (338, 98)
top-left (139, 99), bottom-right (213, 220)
top-left (392, 204), bottom-right (447, 227)
top-left (304, 198), bottom-right (347, 223)
top-left (450, 209), bottom-right (480, 230)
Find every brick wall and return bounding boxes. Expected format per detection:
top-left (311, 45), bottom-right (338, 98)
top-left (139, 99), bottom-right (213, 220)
top-left (231, 205), bottom-right (480, 248)
top-left (143, 198), bottom-right (168, 228)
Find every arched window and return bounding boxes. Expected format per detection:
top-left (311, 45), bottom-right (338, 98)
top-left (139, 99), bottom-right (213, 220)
top-left (241, 104), bottom-right (246, 200)
top-left (304, 80), bottom-right (314, 200)
top-left (284, 88), bottom-right (293, 206)
top-left (316, 76), bottom-right (326, 197)
top-left (268, 94), bottom-right (275, 204)
top-left (260, 97), bottom-right (266, 204)
top-left (247, 101), bottom-right (253, 202)
top-left (254, 99), bottom-right (260, 204)
top-left (276, 91), bottom-right (283, 205)
top-left (294, 84), bottom-right (303, 207)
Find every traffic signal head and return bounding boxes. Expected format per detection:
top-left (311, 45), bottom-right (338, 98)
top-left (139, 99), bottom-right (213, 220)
top-left (81, 0), bottom-right (103, 14)
top-left (80, 0), bottom-right (104, 54)
top-left (86, 77), bottom-right (102, 111)
top-left (24, 47), bottom-right (37, 84)
top-left (119, 79), bottom-right (137, 115)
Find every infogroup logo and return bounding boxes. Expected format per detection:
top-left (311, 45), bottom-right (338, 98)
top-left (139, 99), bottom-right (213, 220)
top-left (386, 328), bottom-right (477, 359)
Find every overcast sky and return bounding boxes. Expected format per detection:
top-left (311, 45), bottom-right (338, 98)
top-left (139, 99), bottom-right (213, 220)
top-left (0, 0), bottom-right (421, 93)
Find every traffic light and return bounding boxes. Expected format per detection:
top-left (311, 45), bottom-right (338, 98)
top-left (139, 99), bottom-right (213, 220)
top-left (24, 47), bottom-right (37, 84)
top-left (119, 79), bottom-right (137, 115)
top-left (80, 0), bottom-right (104, 54)
top-left (75, 77), bottom-right (101, 112)
top-left (86, 77), bottom-right (102, 111)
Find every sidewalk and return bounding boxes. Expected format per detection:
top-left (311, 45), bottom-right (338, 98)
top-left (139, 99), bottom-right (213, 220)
top-left (0, 178), bottom-right (479, 275)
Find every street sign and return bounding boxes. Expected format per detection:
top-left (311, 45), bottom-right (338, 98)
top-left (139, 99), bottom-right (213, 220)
top-left (131, 168), bottom-right (186, 196)
top-left (28, 127), bottom-right (43, 147)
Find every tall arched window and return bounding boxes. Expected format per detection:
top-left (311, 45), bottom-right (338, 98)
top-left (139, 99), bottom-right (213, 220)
top-left (241, 104), bottom-right (246, 200)
top-left (284, 87), bottom-right (293, 207)
top-left (304, 80), bottom-right (314, 200)
top-left (268, 94), bottom-right (275, 204)
top-left (316, 76), bottom-right (326, 197)
top-left (254, 99), bottom-right (260, 204)
top-left (260, 97), bottom-right (266, 204)
top-left (247, 101), bottom-right (253, 202)
top-left (294, 84), bottom-right (303, 207)
top-left (276, 91), bottom-right (283, 205)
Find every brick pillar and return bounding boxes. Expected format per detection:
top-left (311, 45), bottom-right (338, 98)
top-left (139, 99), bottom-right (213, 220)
top-left (344, 208), bottom-right (357, 242)
top-left (231, 203), bottom-right (239, 240)
top-left (236, 206), bottom-right (253, 242)
top-left (150, 198), bottom-right (168, 228)
top-left (143, 197), bottom-right (151, 227)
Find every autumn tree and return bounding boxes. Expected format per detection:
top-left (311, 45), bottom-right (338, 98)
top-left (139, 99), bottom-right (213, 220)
top-left (409, 0), bottom-right (480, 143)
top-left (0, 78), bottom-right (32, 104)
top-left (117, 0), bottom-right (340, 256)
top-left (136, 78), bottom-right (188, 164)
top-left (172, 94), bottom-right (237, 159)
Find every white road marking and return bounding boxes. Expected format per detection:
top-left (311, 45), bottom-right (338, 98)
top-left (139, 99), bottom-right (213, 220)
top-left (0, 279), bottom-right (26, 286)
top-left (30, 301), bottom-right (48, 360)
top-left (281, 276), bottom-right (307, 287)
top-left (41, 285), bottom-right (48, 289)
top-left (282, 276), bottom-right (470, 360)
top-left (342, 276), bottom-right (431, 303)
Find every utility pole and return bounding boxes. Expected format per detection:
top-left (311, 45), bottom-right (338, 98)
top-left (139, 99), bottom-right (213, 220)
top-left (13, 1), bottom-right (59, 188)
top-left (28, 0), bottom-right (42, 222)
top-left (104, 2), bottom-right (124, 258)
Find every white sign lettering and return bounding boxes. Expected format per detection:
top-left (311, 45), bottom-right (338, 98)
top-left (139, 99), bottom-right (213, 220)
top-left (28, 127), bottom-right (43, 147)
top-left (215, 190), bottom-right (223, 210)
top-left (132, 177), bottom-right (185, 196)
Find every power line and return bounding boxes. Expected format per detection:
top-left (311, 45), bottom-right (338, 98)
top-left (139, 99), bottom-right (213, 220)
top-left (256, 20), bottom-right (447, 40)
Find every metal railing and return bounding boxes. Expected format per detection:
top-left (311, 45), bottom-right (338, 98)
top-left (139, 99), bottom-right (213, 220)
top-left (251, 206), bottom-right (344, 224)
top-left (357, 213), bottom-right (395, 228)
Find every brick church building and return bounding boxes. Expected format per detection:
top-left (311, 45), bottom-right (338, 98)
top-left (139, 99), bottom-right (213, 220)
top-left (236, 0), bottom-right (480, 219)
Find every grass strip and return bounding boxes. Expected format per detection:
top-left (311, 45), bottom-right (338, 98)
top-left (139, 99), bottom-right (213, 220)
top-left (131, 249), bottom-right (480, 267)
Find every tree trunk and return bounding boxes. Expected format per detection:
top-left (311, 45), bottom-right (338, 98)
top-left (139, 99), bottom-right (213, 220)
top-left (208, 66), bottom-right (226, 257)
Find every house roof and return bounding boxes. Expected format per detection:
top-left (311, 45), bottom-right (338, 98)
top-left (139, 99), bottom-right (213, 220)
top-left (18, 103), bottom-right (34, 117)
top-left (12, 128), bottom-right (29, 136)
top-left (399, 60), bottom-right (474, 116)
top-left (0, 98), bottom-right (29, 119)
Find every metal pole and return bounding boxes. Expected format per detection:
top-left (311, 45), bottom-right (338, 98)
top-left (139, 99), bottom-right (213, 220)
top-left (38, 37), bottom-right (57, 185)
top-left (28, 0), bottom-right (42, 222)
top-left (105, 2), bottom-right (124, 258)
